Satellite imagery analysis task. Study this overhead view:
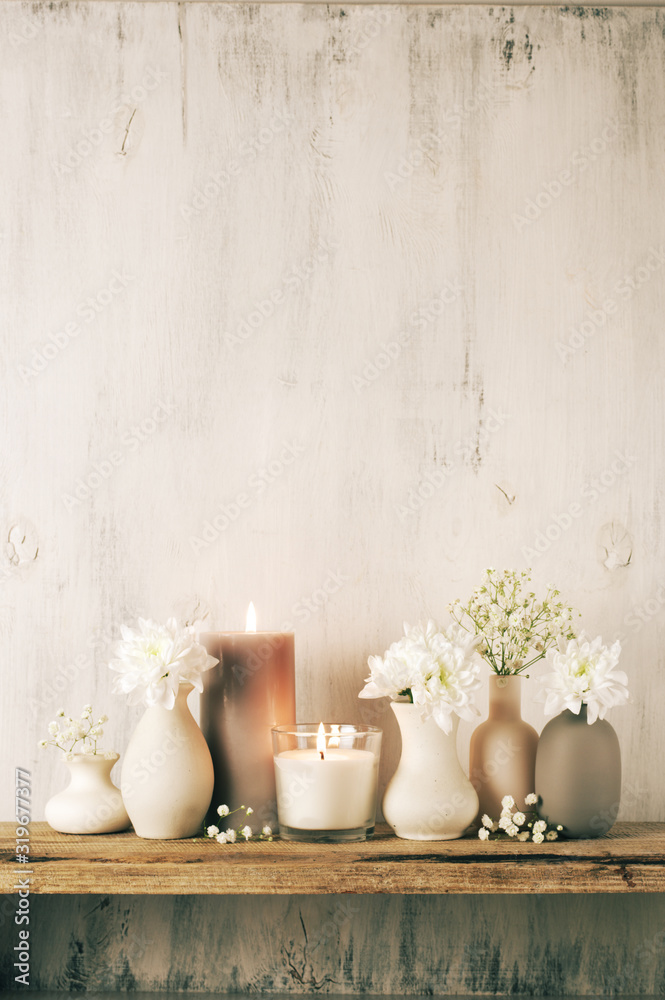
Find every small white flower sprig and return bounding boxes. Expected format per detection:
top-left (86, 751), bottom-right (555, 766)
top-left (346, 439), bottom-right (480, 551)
top-left (477, 794), bottom-right (563, 843)
top-left (38, 706), bottom-right (118, 760)
top-left (358, 620), bottom-right (482, 734)
top-left (449, 568), bottom-right (578, 675)
top-left (539, 634), bottom-right (628, 724)
top-left (205, 804), bottom-right (273, 844)
top-left (109, 617), bottom-right (218, 710)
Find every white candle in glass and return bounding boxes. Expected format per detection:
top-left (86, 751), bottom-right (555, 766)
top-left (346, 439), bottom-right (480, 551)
top-left (274, 723), bottom-right (379, 831)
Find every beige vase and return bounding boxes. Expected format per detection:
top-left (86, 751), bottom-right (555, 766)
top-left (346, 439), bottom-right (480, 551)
top-left (121, 683), bottom-right (214, 839)
top-left (45, 754), bottom-right (130, 835)
top-left (469, 675), bottom-right (538, 821)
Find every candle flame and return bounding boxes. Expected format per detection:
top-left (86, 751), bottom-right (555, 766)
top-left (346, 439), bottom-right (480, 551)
top-left (328, 724), bottom-right (340, 748)
top-left (246, 602), bottom-right (257, 633)
top-left (317, 722), bottom-right (326, 760)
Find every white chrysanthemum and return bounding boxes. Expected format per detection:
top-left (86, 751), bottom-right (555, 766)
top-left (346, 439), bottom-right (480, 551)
top-left (539, 634), bottom-right (628, 724)
top-left (109, 618), bottom-right (218, 710)
top-left (359, 620), bottom-right (481, 734)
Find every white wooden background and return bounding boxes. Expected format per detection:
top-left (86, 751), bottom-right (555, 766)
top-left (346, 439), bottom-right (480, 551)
top-left (1, 1), bottom-right (664, 824)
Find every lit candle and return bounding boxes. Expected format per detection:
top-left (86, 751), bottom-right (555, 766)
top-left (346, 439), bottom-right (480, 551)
top-left (200, 605), bottom-right (296, 830)
top-left (272, 723), bottom-right (382, 842)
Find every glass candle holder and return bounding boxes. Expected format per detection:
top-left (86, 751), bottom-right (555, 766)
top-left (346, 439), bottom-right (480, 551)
top-left (272, 723), bottom-right (382, 842)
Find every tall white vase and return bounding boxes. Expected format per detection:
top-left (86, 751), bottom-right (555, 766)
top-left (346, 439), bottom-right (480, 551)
top-left (45, 754), bottom-right (130, 835)
top-left (383, 702), bottom-right (478, 841)
top-left (121, 683), bottom-right (214, 839)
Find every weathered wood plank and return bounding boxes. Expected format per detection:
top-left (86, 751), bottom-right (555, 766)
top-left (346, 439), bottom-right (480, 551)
top-left (2, 821), bottom-right (664, 894)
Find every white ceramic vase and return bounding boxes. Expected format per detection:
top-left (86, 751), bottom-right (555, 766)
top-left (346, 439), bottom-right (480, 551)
top-left (121, 683), bottom-right (214, 839)
top-left (45, 754), bottom-right (130, 835)
top-left (383, 702), bottom-right (479, 841)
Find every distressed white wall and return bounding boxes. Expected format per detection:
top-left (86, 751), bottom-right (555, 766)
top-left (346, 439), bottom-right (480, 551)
top-left (1, 2), bottom-right (664, 822)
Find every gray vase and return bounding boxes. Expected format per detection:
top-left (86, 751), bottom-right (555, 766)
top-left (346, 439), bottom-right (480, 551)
top-left (535, 705), bottom-right (621, 838)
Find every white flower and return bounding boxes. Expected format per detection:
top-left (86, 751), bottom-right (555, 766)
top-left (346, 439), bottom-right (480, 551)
top-left (81, 743), bottom-right (95, 754)
top-left (546, 830), bottom-right (558, 841)
top-left (241, 825), bottom-right (252, 840)
top-left (104, 750), bottom-right (119, 760)
top-left (109, 618), bottom-right (219, 709)
top-left (217, 804), bottom-right (230, 817)
top-left (513, 812), bottom-right (526, 826)
top-left (225, 828), bottom-right (236, 843)
top-left (56, 709), bottom-right (65, 717)
top-left (246, 807), bottom-right (253, 815)
top-left (38, 740), bottom-right (48, 748)
top-left (478, 828), bottom-right (490, 840)
top-left (539, 634), bottom-right (628, 724)
top-left (262, 825), bottom-right (272, 836)
top-left (207, 825), bottom-right (219, 837)
top-left (517, 831), bottom-right (530, 842)
top-left (532, 832), bottom-right (544, 844)
top-left (98, 715), bottom-right (108, 724)
top-left (498, 816), bottom-right (512, 831)
top-left (525, 793), bottom-right (538, 806)
top-left (501, 795), bottom-right (515, 809)
top-left (557, 825), bottom-right (563, 831)
top-left (481, 814), bottom-right (493, 829)
top-left (507, 824), bottom-right (519, 837)
top-left (215, 832), bottom-right (228, 844)
top-left (82, 704), bottom-right (93, 716)
top-left (47, 722), bottom-right (59, 736)
top-left (533, 820), bottom-right (547, 834)
top-left (360, 621), bottom-right (481, 734)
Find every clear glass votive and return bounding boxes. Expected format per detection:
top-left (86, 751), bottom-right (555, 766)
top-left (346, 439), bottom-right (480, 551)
top-left (272, 723), bottom-right (382, 842)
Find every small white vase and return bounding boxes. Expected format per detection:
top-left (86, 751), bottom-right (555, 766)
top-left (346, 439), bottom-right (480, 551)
top-left (45, 754), bottom-right (130, 835)
top-left (121, 683), bottom-right (214, 839)
top-left (383, 702), bottom-right (479, 841)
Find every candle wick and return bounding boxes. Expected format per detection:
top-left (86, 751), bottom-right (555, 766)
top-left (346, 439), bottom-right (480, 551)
top-left (319, 750), bottom-right (324, 760)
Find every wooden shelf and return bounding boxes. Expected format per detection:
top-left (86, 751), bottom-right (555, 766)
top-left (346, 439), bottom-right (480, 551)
top-left (2, 821), bottom-right (665, 895)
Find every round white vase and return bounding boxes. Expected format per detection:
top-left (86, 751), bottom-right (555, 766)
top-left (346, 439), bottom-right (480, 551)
top-left (45, 754), bottom-right (130, 835)
top-left (121, 683), bottom-right (214, 839)
top-left (383, 702), bottom-right (479, 841)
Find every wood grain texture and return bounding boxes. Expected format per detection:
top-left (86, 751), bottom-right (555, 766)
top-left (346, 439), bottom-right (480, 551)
top-left (5, 893), bottom-right (665, 993)
top-left (2, 821), bottom-right (664, 894)
top-left (1, 2), bottom-right (665, 834)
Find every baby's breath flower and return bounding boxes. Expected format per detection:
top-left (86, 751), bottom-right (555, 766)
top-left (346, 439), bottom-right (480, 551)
top-left (38, 740), bottom-right (48, 748)
top-left (47, 722), bottom-right (59, 735)
top-left (501, 795), bottom-right (515, 810)
top-left (533, 820), bottom-right (547, 834)
top-left (478, 827), bottom-right (490, 840)
top-left (225, 829), bottom-right (237, 843)
top-left (481, 814), bottom-right (493, 829)
top-left (517, 831), bottom-right (530, 842)
top-left (498, 816), bottom-right (512, 831)
top-left (507, 824), bottom-right (519, 837)
top-left (557, 825), bottom-right (563, 831)
top-left (546, 830), bottom-right (558, 841)
top-left (241, 825), bottom-right (252, 840)
top-left (207, 825), bottom-right (220, 837)
top-left (215, 832), bottom-right (228, 844)
top-left (56, 709), bottom-right (65, 717)
top-left (262, 825), bottom-right (272, 836)
top-left (513, 812), bottom-right (526, 826)
top-left (525, 793), bottom-right (538, 806)
top-left (532, 831), bottom-right (544, 844)
top-left (246, 807), bottom-right (253, 815)
top-left (217, 804), bottom-right (230, 817)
